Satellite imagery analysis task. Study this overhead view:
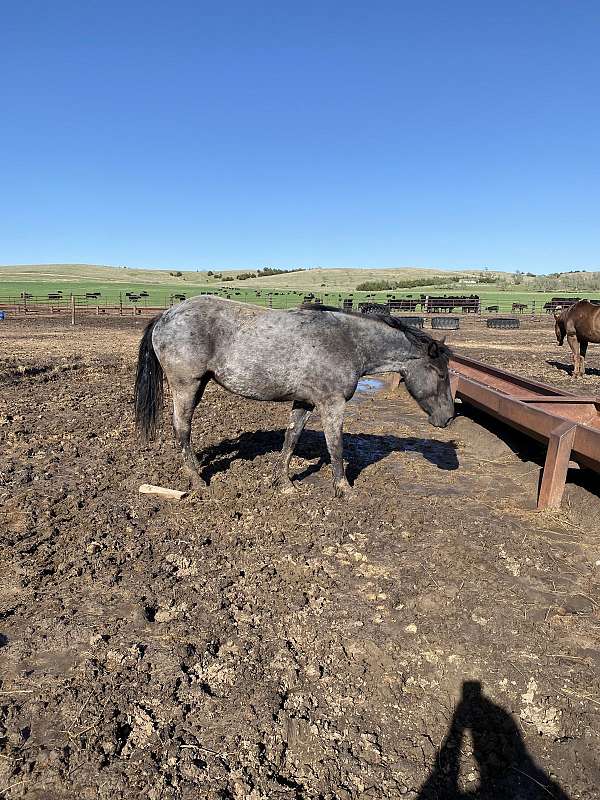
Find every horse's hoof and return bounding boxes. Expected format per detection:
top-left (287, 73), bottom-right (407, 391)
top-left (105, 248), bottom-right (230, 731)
top-left (271, 473), bottom-right (295, 491)
top-left (334, 483), bottom-right (357, 499)
top-left (187, 483), bottom-right (216, 501)
top-left (187, 472), bottom-right (207, 490)
top-left (273, 476), bottom-right (297, 494)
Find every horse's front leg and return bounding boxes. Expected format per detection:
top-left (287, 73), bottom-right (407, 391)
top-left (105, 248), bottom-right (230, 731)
top-left (567, 333), bottom-right (580, 377)
top-left (319, 397), bottom-right (355, 498)
top-left (579, 340), bottom-right (588, 376)
top-left (273, 401), bottom-right (313, 493)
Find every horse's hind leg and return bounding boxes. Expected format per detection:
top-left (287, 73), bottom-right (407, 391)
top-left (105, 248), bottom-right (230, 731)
top-left (171, 375), bottom-right (210, 488)
top-left (319, 397), bottom-right (355, 498)
top-left (273, 401), bottom-right (313, 492)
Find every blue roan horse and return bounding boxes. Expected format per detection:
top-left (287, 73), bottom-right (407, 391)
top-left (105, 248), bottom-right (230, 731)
top-left (135, 296), bottom-right (454, 496)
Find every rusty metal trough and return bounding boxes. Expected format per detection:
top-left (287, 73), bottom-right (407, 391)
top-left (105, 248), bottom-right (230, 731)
top-left (448, 354), bottom-right (600, 509)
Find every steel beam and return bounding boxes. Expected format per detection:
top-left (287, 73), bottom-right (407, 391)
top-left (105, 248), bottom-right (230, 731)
top-left (537, 421), bottom-right (578, 510)
top-left (449, 355), bottom-right (600, 509)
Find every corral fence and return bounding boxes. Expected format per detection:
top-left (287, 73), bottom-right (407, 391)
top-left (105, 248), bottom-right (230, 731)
top-left (1, 291), bottom-right (598, 322)
top-left (1, 290), bottom-right (309, 316)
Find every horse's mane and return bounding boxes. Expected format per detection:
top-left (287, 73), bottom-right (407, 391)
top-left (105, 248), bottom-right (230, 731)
top-left (298, 304), bottom-right (452, 361)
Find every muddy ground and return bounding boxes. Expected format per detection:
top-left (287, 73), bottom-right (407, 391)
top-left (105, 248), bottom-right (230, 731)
top-left (1, 314), bottom-right (599, 799)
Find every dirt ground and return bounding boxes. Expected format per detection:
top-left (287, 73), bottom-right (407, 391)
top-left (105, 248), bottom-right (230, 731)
top-left (1, 314), bottom-right (599, 800)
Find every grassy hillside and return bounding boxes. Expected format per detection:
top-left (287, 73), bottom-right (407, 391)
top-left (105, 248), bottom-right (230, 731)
top-left (0, 262), bottom-right (498, 293)
top-left (220, 266), bottom-right (500, 290)
top-left (0, 263), bottom-right (208, 287)
top-left (1, 263), bottom-right (598, 311)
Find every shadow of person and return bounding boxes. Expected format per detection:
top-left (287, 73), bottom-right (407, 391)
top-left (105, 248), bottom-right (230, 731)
top-left (198, 428), bottom-right (459, 483)
top-left (417, 681), bottom-right (570, 800)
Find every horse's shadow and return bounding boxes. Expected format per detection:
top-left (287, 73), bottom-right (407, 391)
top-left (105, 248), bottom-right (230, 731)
top-left (547, 359), bottom-right (600, 377)
top-left (198, 428), bottom-right (458, 484)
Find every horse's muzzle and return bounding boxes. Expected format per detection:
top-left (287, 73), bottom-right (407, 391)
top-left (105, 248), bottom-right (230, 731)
top-left (429, 413), bottom-right (454, 429)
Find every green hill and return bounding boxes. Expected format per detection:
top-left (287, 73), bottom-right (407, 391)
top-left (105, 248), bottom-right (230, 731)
top-left (1, 263), bottom-right (598, 311)
top-left (0, 262), bottom-right (500, 296)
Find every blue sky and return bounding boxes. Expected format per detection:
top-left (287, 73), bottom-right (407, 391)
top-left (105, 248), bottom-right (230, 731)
top-left (1, 1), bottom-right (599, 274)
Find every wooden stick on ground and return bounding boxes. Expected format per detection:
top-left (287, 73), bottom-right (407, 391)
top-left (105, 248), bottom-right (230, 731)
top-left (139, 484), bottom-right (187, 500)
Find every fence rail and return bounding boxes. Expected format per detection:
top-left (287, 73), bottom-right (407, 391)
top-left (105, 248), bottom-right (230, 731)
top-left (0, 291), bottom-right (597, 319)
top-left (0, 291), bottom-right (303, 315)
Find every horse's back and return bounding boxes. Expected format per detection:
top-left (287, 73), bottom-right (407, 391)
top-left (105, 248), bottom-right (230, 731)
top-left (151, 297), bottom-right (361, 401)
top-left (152, 296), bottom-right (258, 373)
top-left (155, 295), bottom-right (265, 340)
top-left (563, 300), bottom-right (600, 341)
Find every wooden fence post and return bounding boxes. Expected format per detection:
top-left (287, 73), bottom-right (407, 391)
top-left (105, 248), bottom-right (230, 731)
top-left (70, 294), bottom-right (75, 326)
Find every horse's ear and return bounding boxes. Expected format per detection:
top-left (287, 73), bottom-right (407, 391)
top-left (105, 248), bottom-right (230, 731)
top-left (428, 341), bottom-right (439, 358)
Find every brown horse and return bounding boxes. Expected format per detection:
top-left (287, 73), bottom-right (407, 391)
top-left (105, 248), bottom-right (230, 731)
top-left (554, 300), bottom-right (600, 376)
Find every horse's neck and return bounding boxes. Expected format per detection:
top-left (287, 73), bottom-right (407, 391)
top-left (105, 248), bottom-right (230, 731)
top-left (361, 327), bottom-right (417, 374)
top-left (591, 306), bottom-right (600, 339)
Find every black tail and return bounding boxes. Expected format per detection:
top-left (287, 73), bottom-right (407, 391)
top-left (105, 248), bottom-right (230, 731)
top-left (134, 316), bottom-right (164, 440)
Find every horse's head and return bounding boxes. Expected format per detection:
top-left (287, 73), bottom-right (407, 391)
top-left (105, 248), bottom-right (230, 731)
top-left (554, 309), bottom-right (565, 345)
top-left (402, 337), bottom-right (454, 428)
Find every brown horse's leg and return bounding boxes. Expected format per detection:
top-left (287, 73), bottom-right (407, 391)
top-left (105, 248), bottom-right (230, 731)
top-left (566, 333), bottom-right (580, 376)
top-left (171, 375), bottom-right (210, 488)
top-left (579, 340), bottom-right (588, 376)
top-left (273, 401), bottom-right (313, 492)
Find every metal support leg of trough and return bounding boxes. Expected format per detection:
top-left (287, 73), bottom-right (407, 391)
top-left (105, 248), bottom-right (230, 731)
top-left (389, 372), bottom-right (402, 389)
top-left (537, 421), bottom-right (577, 510)
top-left (449, 372), bottom-right (460, 400)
